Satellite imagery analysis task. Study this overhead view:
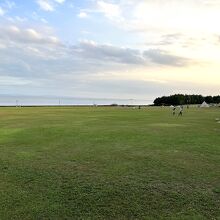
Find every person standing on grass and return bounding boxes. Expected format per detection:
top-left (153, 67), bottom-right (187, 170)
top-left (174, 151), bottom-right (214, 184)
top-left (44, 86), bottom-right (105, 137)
top-left (178, 105), bottom-right (183, 116)
top-left (172, 106), bottom-right (176, 115)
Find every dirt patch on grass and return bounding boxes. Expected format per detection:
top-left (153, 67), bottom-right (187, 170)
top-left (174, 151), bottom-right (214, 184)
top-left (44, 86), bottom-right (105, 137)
top-left (150, 123), bottom-right (186, 127)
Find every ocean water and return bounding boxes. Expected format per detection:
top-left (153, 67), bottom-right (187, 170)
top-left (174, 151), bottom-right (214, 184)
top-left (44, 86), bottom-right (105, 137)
top-left (0, 95), bottom-right (153, 106)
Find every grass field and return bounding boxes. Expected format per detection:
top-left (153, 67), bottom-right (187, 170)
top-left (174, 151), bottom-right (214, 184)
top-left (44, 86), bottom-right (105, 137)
top-left (0, 106), bottom-right (219, 219)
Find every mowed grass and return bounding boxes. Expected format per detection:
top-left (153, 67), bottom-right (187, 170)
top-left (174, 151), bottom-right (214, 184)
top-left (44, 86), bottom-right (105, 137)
top-left (0, 106), bottom-right (219, 220)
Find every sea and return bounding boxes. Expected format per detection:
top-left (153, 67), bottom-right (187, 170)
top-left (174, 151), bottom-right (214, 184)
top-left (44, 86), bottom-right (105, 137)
top-left (0, 95), bottom-right (153, 106)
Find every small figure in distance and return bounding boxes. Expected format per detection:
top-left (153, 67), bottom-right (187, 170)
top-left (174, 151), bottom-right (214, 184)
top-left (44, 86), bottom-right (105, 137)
top-left (178, 105), bottom-right (183, 116)
top-left (172, 106), bottom-right (176, 115)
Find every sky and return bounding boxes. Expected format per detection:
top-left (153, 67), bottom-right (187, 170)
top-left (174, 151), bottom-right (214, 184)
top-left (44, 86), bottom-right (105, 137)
top-left (0, 0), bottom-right (220, 100)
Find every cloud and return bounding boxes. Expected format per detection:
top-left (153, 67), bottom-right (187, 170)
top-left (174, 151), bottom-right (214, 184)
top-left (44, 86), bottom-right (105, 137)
top-left (143, 49), bottom-right (190, 66)
top-left (0, 25), bottom-right (60, 46)
top-left (74, 40), bottom-right (145, 65)
top-left (0, 24), bottom-right (192, 81)
top-left (0, 0), bottom-right (219, 100)
top-left (37, 0), bottom-right (54, 11)
top-left (151, 33), bottom-right (184, 46)
top-left (36, 0), bottom-right (65, 11)
top-left (0, 1), bottom-right (15, 16)
top-left (0, 22), bottom-right (208, 100)
top-left (0, 6), bottom-right (5, 16)
top-left (91, 0), bottom-right (220, 49)
top-left (78, 12), bottom-right (88, 18)
top-left (97, 1), bottom-right (121, 19)
top-left (0, 27), bottom-right (194, 102)
top-left (54, 0), bottom-right (65, 4)
top-left (72, 40), bottom-right (191, 67)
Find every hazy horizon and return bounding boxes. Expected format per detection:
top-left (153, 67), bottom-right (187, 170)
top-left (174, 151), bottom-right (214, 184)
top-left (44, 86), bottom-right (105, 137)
top-left (0, 94), bottom-right (153, 106)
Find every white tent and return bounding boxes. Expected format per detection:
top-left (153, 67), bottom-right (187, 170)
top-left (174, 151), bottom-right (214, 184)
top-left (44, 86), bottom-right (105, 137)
top-left (200, 101), bottom-right (209, 108)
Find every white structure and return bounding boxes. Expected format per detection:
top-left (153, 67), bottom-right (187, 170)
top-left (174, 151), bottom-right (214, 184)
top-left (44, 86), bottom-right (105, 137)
top-left (200, 101), bottom-right (209, 108)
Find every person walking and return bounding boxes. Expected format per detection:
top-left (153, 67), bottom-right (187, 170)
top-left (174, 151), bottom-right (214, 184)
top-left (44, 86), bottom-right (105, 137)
top-left (178, 105), bottom-right (183, 116)
top-left (172, 106), bottom-right (176, 115)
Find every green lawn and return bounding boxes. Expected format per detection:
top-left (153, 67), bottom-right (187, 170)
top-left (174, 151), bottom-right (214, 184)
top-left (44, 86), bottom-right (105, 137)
top-left (0, 106), bottom-right (219, 219)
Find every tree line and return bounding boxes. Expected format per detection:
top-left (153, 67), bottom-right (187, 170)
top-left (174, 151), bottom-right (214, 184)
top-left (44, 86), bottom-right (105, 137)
top-left (153, 94), bottom-right (220, 106)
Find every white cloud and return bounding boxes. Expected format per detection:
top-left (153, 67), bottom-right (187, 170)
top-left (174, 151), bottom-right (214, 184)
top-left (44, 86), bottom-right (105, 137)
top-left (0, 1), bottom-right (16, 17)
top-left (26, 29), bottom-right (42, 40)
top-left (37, 0), bottom-right (54, 11)
top-left (54, 0), bottom-right (65, 4)
top-left (40, 18), bottom-right (48, 23)
top-left (0, 6), bottom-right (5, 16)
top-left (97, 1), bottom-right (121, 19)
top-left (104, 1), bottom-right (220, 35)
top-left (0, 23), bottom-right (192, 89)
top-left (88, 0), bottom-right (220, 65)
top-left (78, 12), bottom-right (88, 18)
top-left (131, 1), bottom-right (220, 33)
top-left (0, 25), bottom-right (60, 46)
top-left (36, 0), bottom-right (66, 11)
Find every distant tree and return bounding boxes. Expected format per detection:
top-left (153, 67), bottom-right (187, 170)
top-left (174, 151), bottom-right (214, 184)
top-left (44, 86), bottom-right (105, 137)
top-left (213, 96), bottom-right (220, 103)
top-left (205, 96), bottom-right (213, 103)
top-left (153, 94), bottom-right (219, 106)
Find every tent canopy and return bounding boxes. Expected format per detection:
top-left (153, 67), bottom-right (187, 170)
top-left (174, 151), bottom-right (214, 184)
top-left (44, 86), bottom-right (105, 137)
top-left (200, 101), bottom-right (209, 108)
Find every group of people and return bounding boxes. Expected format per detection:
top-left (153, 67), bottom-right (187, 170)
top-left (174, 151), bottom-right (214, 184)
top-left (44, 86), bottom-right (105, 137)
top-left (172, 105), bottom-right (183, 116)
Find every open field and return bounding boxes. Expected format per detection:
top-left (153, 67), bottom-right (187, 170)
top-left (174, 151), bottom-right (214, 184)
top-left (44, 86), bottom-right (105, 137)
top-left (0, 106), bottom-right (220, 219)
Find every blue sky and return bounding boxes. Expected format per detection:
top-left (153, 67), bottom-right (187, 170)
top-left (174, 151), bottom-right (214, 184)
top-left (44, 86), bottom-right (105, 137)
top-left (0, 0), bottom-right (220, 99)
